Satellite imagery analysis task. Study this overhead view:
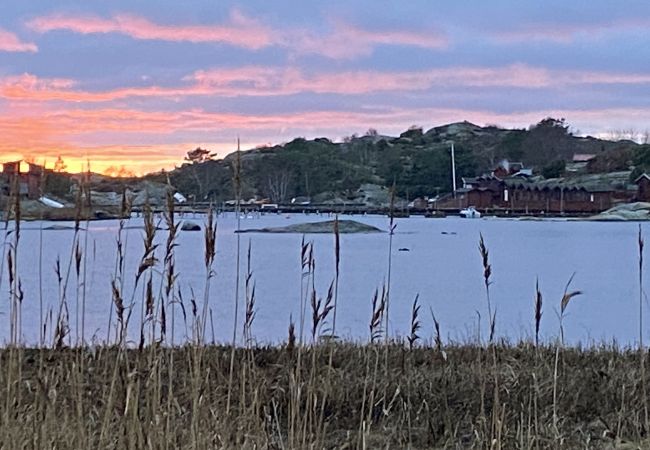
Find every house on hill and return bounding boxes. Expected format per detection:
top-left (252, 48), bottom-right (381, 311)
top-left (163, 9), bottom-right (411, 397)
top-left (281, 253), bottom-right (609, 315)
top-left (1, 160), bottom-right (44, 199)
top-left (567, 153), bottom-right (596, 173)
top-left (635, 173), bottom-right (650, 202)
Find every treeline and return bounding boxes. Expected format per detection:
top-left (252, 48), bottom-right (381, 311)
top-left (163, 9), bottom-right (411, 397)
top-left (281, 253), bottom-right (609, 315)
top-left (145, 119), bottom-right (639, 203)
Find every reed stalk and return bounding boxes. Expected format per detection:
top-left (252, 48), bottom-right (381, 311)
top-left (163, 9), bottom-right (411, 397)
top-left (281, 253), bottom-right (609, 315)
top-left (534, 278), bottom-right (543, 348)
top-left (479, 233), bottom-right (495, 343)
top-left (226, 140), bottom-right (243, 415)
top-left (639, 224), bottom-right (648, 434)
top-left (553, 273), bottom-right (582, 440)
top-left (331, 215), bottom-right (340, 336)
top-left (384, 183), bottom-right (396, 343)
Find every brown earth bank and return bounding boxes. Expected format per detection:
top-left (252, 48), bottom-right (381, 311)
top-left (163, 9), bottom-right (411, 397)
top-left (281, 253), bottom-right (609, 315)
top-left (1, 343), bottom-right (649, 449)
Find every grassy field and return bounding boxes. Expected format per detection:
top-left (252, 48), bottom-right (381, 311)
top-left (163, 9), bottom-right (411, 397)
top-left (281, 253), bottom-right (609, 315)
top-left (1, 343), bottom-right (649, 449)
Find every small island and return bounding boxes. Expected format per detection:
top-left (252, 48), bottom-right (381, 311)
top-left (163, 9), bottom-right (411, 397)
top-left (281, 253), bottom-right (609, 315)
top-left (236, 219), bottom-right (383, 234)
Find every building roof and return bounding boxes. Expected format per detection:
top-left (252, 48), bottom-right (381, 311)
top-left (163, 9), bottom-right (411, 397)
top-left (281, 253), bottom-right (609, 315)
top-left (635, 173), bottom-right (650, 183)
top-left (503, 177), bottom-right (614, 192)
top-left (572, 153), bottom-right (596, 162)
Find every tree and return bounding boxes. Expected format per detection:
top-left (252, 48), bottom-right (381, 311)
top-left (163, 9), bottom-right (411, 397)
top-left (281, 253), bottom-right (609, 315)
top-left (104, 165), bottom-right (136, 178)
top-left (53, 155), bottom-right (67, 173)
top-left (523, 117), bottom-right (574, 166)
top-left (533, 117), bottom-right (570, 134)
top-left (185, 147), bottom-right (214, 164)
top-left (541, 159), bottom-right (566, 179)
top-left (182, 147), bottom-right (216, 200)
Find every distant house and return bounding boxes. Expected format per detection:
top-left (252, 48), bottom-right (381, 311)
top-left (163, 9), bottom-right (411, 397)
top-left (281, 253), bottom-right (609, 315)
top-left (408, 197), bottom-right (429, 210)
top-left (461, 177), bottom-right (478, 189)
top-left (635, 173), bottom-right (650, 202)
top-left (492, 160), bottom-right (525, 178)
top-left (567, 153), bottom-right (596, 173)
top-left (573, 154), bottom-right (596, 162)
top-left (1, 160), bottom-right (44, 199)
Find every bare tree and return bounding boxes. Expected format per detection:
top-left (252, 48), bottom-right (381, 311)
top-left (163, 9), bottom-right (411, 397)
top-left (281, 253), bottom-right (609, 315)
top-left (266, 171), bottom-right (290, 203)
top-left (611, 128), bottom-right (640, 142)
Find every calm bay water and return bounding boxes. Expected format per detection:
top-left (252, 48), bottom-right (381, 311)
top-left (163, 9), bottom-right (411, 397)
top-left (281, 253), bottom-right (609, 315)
top-left (0, 213), bottom-right (645, 347)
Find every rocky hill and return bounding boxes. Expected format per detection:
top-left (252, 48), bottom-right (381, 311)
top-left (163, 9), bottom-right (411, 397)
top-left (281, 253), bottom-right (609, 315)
top-left (143, 118), bottom-right (639, 205)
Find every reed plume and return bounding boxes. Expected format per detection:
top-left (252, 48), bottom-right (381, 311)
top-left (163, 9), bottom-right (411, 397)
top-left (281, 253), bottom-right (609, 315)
top-left (534, 278), bottom-right (543, 347)
top-left (478, 233), bottom-right (495, 343)
top-left (407, 294), bottom-right (421, 350)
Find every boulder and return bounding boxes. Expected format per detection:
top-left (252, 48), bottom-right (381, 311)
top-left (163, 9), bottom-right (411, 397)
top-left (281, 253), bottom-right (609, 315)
top-left (181, 221), bottom-right (201, 231)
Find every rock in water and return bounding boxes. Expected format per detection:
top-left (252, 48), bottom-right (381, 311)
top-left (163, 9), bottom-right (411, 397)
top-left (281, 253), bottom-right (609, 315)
top-left (588, 202), bottom-right (650, 221)
top-left (181, 221), bottom-right (201, 231)
top-left (237, 219), bottom-right (383, 234)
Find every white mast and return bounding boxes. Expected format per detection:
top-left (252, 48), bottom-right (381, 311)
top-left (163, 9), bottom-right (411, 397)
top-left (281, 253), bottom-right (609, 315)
top-left (450, 141), bottom-right (457, 197)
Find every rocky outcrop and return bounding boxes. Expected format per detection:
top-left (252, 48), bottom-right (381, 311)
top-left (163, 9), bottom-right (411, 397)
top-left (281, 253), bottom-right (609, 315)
top-left (588, 202), bottom-right (650, 221)
top-left (236, 220), bottom-right (383, 234)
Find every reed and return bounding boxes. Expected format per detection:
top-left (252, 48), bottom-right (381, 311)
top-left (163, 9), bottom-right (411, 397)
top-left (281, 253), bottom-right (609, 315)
top-left (553, 272), bottom-right (582, 441)
top-left (243, 239), bottom-right (256, 346)
top-left (407, 294), bottom-right (421, 351)
top-left (430, 306), bottom-right (443, 355)
top-left (479, 233), bottom-right (495, 343)
top-left (226, 141), bottom-right (242, 415)
top-left (331, 214), bottom-right (341, 336)
top-left (369, 286), bottom-right (387, 344)
top-left (534, 278), bottom-right (543, 348)
top-left (384, 183), bottom-right (397, 342)
top-left (639, 224), bottom-right (649, 434)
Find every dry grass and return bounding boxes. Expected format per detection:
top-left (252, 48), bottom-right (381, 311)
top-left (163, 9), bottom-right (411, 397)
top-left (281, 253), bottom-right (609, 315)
top-left (0, 343), bottom-right (649, 449)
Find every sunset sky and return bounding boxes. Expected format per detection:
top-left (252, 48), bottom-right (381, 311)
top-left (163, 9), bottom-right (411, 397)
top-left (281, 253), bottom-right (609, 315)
top-left (1, 1), bottom-right (650, 174)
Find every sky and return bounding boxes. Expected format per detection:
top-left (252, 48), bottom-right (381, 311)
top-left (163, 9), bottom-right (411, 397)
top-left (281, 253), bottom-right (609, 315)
top-left (1, 1), bottom-right (650, 174)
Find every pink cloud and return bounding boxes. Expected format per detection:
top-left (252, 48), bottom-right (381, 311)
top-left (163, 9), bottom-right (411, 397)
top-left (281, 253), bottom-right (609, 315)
top-left (288, 20), bottom-right (448, 59)
top-left (6, 65), bottom-right (650, 106)
top-left (27, 11), bottom-right (448, 59)
top-left (0, 28), bottom-right (37, 52)
top-left (27, 9), bottom-right (272, 49)
top-left (492, 18), bottom-right (650, 43)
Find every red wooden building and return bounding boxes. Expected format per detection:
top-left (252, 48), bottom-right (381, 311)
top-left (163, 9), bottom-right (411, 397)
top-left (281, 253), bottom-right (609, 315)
top-left (1, 161), bottom-right (44, 199)
top-left (444, 174), bottom-right (621, 214)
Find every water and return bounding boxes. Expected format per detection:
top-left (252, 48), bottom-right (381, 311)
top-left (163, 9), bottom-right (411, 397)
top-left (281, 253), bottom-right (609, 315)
top-left (0, 213), bottom-right (645, 347)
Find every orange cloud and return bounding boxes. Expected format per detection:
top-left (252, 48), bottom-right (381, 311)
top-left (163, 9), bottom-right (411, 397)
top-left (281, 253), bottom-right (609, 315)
top-left (27, 9), bottom-right (272, 49)
top-left (0, 28), bottom-right (37, 52)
